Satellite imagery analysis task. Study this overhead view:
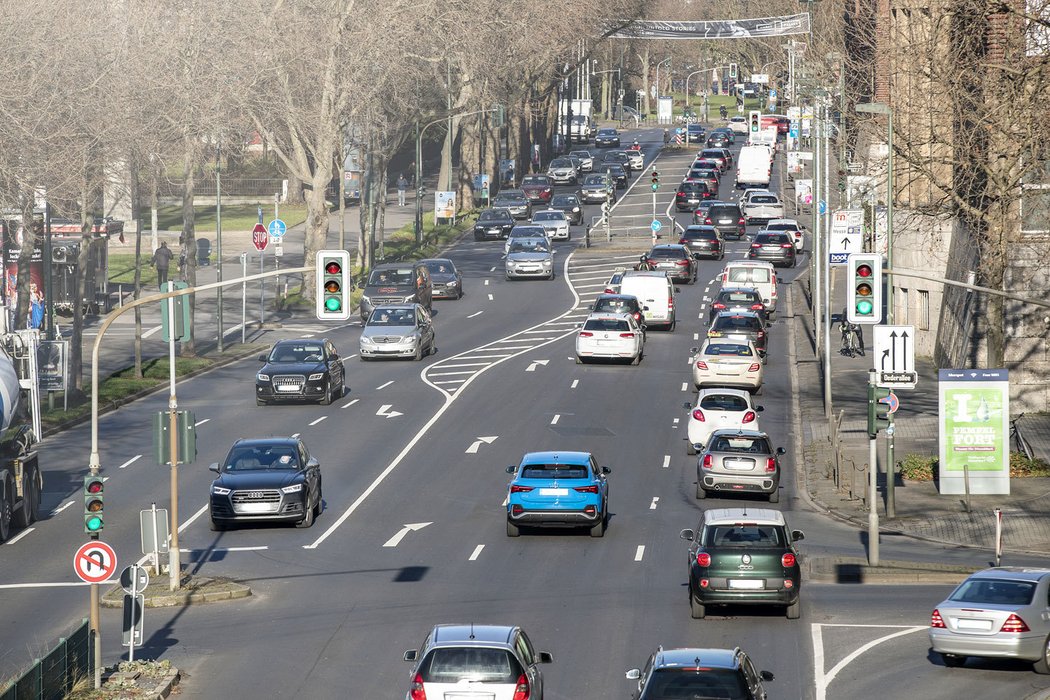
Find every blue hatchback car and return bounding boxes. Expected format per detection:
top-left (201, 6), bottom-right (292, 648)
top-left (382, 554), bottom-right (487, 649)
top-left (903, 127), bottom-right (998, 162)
top-left (505, 451), bottom-right (611, 538)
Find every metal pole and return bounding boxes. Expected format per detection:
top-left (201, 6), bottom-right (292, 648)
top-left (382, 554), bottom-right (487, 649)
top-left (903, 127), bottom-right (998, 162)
top-left (446, 60), bottom-right (452, 193)
top-left (43, 202), bottom-right (54, 341)
top-left (415, 121), bottom-right (423, 245)
top-left (886, 110), bottom-right (894, 323)
top-left (240, 254), bottom-right (247, 344)
top-left (216, 152), bottom-right (223, 352)
top-left (128, 571), bottom-right (137, 663)
top-left (868, 370), bottom-right (880, 566)
top-left (994, 508), bottom-right (1003, 566)
top-left (813, 95), bottom-right (823, 369)
top-left (259, 250), bottom-right (264, 325)
top-left (90, 583), bottom-right (100, 688)
top-left (151, 501), bottom-right (160, 576)
top-left (339, 149), bottom-right (346, 252)
top-left (166, 288), bottom-right (180, 592)
top-left (886, 419), bottom-right (896, 517)
top-left (822, 104), bottom-right (833, 418)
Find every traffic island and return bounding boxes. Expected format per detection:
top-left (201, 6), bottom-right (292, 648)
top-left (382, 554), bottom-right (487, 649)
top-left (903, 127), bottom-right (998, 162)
top-left (805, 556), bottom-right (973, 585)
top-left (66, 659), bottom-right (179, 699)
top-left (101, 573), bottom-right (252, 608)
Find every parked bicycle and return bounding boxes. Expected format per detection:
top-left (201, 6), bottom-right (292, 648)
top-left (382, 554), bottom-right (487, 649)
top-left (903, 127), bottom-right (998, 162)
top-left (1011, 413), bottom-right (1034, 460)
top-left (840, 320), bottom-right (864, 358)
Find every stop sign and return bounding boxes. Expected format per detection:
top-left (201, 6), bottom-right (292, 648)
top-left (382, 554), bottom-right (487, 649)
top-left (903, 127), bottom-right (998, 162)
top-left (252, 223), bottom-right (268, 251)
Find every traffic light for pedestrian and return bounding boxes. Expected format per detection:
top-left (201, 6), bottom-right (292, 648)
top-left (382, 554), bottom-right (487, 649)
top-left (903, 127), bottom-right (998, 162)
top-left (867, 386), bottom-right (894, 437)
top-left (846, 252), bottom-right (883, 324)
top-left (83, 475), bottom-right (104, 536)
top-left (651, 169), bottom-right (660, 191)
top-left (748, 110), bottom-right (761, 133)
top-left (315, 250), bottom-right (351, 322)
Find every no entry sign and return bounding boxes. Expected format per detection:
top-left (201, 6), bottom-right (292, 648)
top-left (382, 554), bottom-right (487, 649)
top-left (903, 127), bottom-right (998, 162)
top-left (74, 541), bottom-right (117, 583)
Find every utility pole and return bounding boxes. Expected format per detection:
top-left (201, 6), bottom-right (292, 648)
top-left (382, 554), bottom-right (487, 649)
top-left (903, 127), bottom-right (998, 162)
top-left (215, 146), bottom-right (223, 352)
top-left (867, 370), bottom-right (880, 565)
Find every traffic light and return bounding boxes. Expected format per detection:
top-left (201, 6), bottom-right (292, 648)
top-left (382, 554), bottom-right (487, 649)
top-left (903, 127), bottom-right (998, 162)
top-left (83, 475), bottom-right (104, 536)
top-left (748, 110), bottom-right (761, 134)
top-left (315, 250), bottom-right (351, 321)
top-left (867, 386), bottom-right (894, 437)
top-left (651, 168), bottom-right (660, 191)
top-left (729, 63), bottom-right (738, 80)
top-left (846, 253), bottom-right (884, 324)
top-left (493, 104), bottom-right (505, 128)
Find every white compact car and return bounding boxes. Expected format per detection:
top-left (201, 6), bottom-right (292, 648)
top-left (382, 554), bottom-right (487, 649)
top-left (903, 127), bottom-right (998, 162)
top-left (765, 218), bottom-right (807, 251)
top-left (685, 388), bottom-right (763, 454)
top-left (690, 339), bottom-right (764, 392)
top-left (575, 313), bottom-right (645, 365)
top-left (531, 209), bottom-right (571, 240)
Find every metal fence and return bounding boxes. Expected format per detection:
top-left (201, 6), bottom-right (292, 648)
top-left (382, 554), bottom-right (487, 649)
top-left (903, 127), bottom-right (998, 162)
top-left (155, 177), bottom-right (286, 198)
top-left (0, 618), bottom-right (92, 700)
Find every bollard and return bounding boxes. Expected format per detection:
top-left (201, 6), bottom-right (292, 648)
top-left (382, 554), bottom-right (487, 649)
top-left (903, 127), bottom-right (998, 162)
top-left (994, 508), bottom-right (1003, 566)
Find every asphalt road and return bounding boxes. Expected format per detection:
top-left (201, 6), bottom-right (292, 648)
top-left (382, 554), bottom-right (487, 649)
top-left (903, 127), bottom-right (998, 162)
top-left (2, 128), bottom-right (1048, 700)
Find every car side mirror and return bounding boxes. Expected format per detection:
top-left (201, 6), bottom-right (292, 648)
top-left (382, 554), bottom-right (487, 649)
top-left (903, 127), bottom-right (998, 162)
top-left (506, 465), bottom-right (517, 474)
top-left (689, 346), bottom-right (699, 354)
top-left (626, 669), bottom-right (641, 680)
top-left (760, 670), bottom-right (775, 681)
top-left (679, 528), bottom-right (695, 541)
top-left (674, 287), bottom-right (681, 293)
top-left (642, 305), bottom-right (650, 311)
top-left (538, 651), bottom-right (554, 664)
top-left (693, 253), bottom-right (701, 260)
top-left (756, 405), bottom-right (764, 412)
top-left (403, 650), bottom-right (418, 662)
top-left (258, 354), bottom-right (267, 362)
top-left (792, 530), bottom-right (805, 542)
top-left (209, 462), bottom-right (220, 473)
top-left (306, 458), bottom-right (320, 469)
top-left (777, 447), bottom-right (786, 455)
top-left (683, 401), bottom-right (691, 410)
top-left (602, 466), bottom-right (612, 474)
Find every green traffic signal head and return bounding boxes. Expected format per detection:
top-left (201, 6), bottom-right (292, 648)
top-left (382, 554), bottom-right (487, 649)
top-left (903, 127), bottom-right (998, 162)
top-left (325, 297), bottom-right (341, 312)
top-left (856, 299), bottom-right (873, 315)
top-left (83, 475), bottom-right (104, 533)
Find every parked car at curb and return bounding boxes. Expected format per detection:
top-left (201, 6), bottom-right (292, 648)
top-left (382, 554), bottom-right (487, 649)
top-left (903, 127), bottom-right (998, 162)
top-left (505, 451), bottom-right (611, 537)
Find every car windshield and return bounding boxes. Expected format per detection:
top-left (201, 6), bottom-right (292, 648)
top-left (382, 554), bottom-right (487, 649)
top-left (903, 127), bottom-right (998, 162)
top-left (510, 227), bottom-right (545, 238)
top-left (685, 230), bottom-right (717, 240)
top-left (649, 249), bottom-right (684, 259)
top-left (713, 316), bottom-right (762, 332)
top-left (570, 151), bottom-right (590, 158)
top-left (704, 343), bottom-right (753, 357)
top-left (550, 159), bottom-right (572, 168)
top-left (494, 194), bottom-right (524, 203)
top-left (552, 196), bottom-right (578, 207)
top-left (766, 223), bottom-right (797, 231)
top-left (709, 206), bottom-right (741, 219)
top-left (598, 129), bottom-right (617, 136)
top-left (521, 464), bottom-right (589, 479)
top-left (521, 176), bottom-right (548, 185)
top-left (720, 291), bottom-right (761, 303)
top-left (367, 268), bottom-right (414, 286)
top-left (699, 394), bottom-right (750, 411)
top-left (418, 648), bottom-right (522, 684)
top-left (533, 212), bottom-right (564, 222)
top-left (424, 261), bottom-right (452, 274)
top-left (703, 151), bottom-right (723, 158)
top-left (224, 445), bottom-right (300, 471)
top-left (949, 578), bottom-right (1037, 606)
top-left (509, 240), bottom-right (550, 254)
top-left (727, 267), bottom-right (771, 284)
top-left (679, 183), bottom-right (705, 193)
top-left (756, 234), bottom-right (790, 244)
top-left (710, 435), bottom-right (771, 453)
top-left (583, 317), bottom-right (630, 332)
top-left (751, 195), bottom-right (779, 204)
top-left (268, 344), bottom-right (324, 363)
top-left (594, 298), bottom-right (633, 313)
top-left (583, 175), bottom-right (607, 185)
top-left (368, 308), bottom-right (417, 326)
top-left (644, 668), bottom-right (749, 699)
top-left (479, 211), bottom-right (509, 222)
top-left (702, 525), bottom-right (784, 548)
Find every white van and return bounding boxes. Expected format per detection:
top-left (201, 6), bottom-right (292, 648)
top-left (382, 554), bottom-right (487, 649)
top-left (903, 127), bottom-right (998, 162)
top-left (749, 127), bottom-right (778, 153)
top-left (620, 270), bottom-right (678, 331)
top-left (721, 261), bottom-right (779, 316)
top-left (735, 146), bottom-right (773, 189)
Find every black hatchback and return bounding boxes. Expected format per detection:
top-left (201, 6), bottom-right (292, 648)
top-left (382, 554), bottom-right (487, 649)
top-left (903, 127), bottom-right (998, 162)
top-left (591, 293), bottom-right (647, 325)
top-left (706, 131), bottom-right (731, 148)
top-left (598, 163), bottom-right (629, 189)
top-left (675, 181), bottom-right (711, 211)
top-left (679, 225), bottom-right (724, 260)
top-left (748, 232), bottom-right (797, 268)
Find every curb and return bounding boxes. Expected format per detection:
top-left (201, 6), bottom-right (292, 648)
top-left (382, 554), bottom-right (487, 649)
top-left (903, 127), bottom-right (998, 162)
top-left (101, 576), bottom-right (252, 608)
top-left (804, 556), bottom-right (972, 585)
top-left (100, 664), bottom-right (180, 699)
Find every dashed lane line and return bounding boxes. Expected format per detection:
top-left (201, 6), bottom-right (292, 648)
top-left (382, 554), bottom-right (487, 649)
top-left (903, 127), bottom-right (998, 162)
top-left (550, 414), bottom-right (561, 425)
top-left (118, 455), bottom-right (142, 470)
top-left (634, 545), bottom-right (646, 561)
top-left (309, 416), bottom-right (327, 426)
top-left (341, 398), bottom-right (360, 409)
top-left (469, 545), bottom-right (485, 561)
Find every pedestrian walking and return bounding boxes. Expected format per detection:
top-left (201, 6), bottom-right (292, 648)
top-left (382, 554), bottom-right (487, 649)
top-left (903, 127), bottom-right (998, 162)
top-left (397, 174), bottom-right (408, 206)
top-left (150, 241), bottom-right (174, 290)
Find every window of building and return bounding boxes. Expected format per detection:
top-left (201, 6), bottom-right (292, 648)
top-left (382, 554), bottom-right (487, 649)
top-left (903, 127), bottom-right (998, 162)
top-left (1021, 159), bottom-right (1050, 235)
top-left (898, 287), bottom-right (909, 324)
top-left (918, 290), bottom-right (930, 330)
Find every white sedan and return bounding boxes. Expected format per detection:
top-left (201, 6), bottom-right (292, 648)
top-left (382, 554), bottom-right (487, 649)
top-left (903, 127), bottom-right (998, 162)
top-left (690, 340), bottom-right (764, 392)
top-left (684, 388), bottom-right (762, 454)
top-left (576, 313), bottom-right (644, 365)
top-left (531, 209), bottom-right (571, 240)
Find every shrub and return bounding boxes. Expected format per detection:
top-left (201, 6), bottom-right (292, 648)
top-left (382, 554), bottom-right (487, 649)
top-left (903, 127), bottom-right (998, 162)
top-left (899, 454), bottom-right (937, 481)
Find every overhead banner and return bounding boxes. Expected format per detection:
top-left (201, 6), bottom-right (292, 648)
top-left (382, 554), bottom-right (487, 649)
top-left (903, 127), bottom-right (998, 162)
top-left (938, 369), bottom-right (1011, 495)
top-left (611, 13), bottom-right (811, 40)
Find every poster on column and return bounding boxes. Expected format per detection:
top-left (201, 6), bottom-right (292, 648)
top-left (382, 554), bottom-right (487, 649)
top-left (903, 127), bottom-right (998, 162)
top-left (938, 369), bottom-right (1010, 495)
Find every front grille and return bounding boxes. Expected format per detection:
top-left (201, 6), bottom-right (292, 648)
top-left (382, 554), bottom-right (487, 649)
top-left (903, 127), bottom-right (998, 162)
top-left (371, 335), bottom-right (404, 344)
top-left (232, 490), bottom-right (281, 504)
top-left (371, 296), bottom-right (403, 305)
top-left (273, 375), bottom-right (305, 393)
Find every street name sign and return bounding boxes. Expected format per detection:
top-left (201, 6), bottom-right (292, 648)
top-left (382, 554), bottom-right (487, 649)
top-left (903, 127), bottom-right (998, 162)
top-left (873, 324), bottom-right (917, 388)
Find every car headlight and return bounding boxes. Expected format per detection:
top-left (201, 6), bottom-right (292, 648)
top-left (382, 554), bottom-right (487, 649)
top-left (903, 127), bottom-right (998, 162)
top-left (361, 295), bottom-right (372, 305)
top-left (403, 295), bottom-right (416, 303)
top-left (448, 279), bottom-right (460, 286)
top-left (212, 485), bottom-right (231, 496)
top-left (256, 373), bottom-right (269, 382)
top-left (281, 483), bottom-right (303, 494)
top-left (360, 336), bottom-right (375, 345)
top-left (308, 373), bottom-right (324, 381)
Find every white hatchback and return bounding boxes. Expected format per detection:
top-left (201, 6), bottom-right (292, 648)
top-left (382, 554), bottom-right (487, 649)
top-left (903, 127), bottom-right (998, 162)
top-left (684, 388), bottom-right (763, 454)
top-left (576, 313), bottom-right (645, 365)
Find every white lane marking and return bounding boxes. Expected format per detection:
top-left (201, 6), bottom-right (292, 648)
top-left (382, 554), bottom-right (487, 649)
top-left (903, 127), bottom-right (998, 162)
top-left (813, 625), bottom-right (926, 700)
top-left (650, 498), bottom-right (659, 510)
top-left (466, 436), bottom-right (499, 454)
top-left (377, 404), bottom-right (403, 418)
top-left (194, 418), bottom-right (210, 427)
top-left (383, 522), bottom-right (433, 548)
top-left (704, 286), bottom-right (711, 293)
top-left (550, 414), bottom-right (560, 425)
top-left (662, 455), bottom-right (670, 469)
top-left (376, 380), bottom-right (394, 390)
top-left (502, 494), bottom-right (509, 506)
top-left (117, 455), bottom-right (142, 470)
top-left (681, 382), bottom-right (688, 391)
top-left (291, 433), bottom-right (301, 438)
top-left (575, 283), bottom-right (611, 289)
top-left (673, 418), bottom-right (680, 426)
top-left (526, 359), bottom-right (549, 372)
top-left (484, 279), bottom-right (490, 286)
top-left (427, 370), bottom-right (476, 377)
top-left (309, 416), bottom-right (327, 426)
top-left (188, 546), bottom-right (269, 553)
top-left (571, 379), bottom-right (579, 389)
top-left (6, 528), bottom-right (34, 544)
top-left (301, 334), bottom-right (315, 338)
top-left (469, 544), bottom-right (485, 561)
top-left (452, 354), bottom-right (511, 360)
top-left (435, 361), bottom-right (493, 368)
top-left (634, 545), bottom-right (645, 561)
top-left (488, 293), bottom-right (494, 301)
top-left (0, 581), bottom-right (112, 589)
top-left (52, 501), bottom-right (75, 515)
top-left (468, 311), bottom-right (484, 318)
top-left (341, 398), bottom-right (360, 409)
top-left (489, 266), bottom-right (496, 272)
top-left (141, 324), bottom-right (163, 338)
top-left (693, 333), bottom-right (699, 340)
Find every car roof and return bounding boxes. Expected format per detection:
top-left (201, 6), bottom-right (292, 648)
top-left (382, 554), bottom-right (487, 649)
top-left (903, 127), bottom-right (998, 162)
top-left (651, 244), bottom-right (688, 252)
top-left (718, 286), bottom-right (761, 294)
top-left (430, 624), bottom-right (517, 647)
top-left (585, 311), bottom-right (634, 322)
top-left (967, 567), bottom-right (1050, 582)
top-left (768, 218), bottom-right (801, 226)
top-left (272, 338), bottom-right (326, 347)
top-left (420, 258), bottom-right (453, 265)
top-left (520, 451), bottom-right (592, 465)
top-left (372, 303), bottom-right (418, 311)
top-left (655, 648), bottom-right (740, 670)
top-left (232, 436), bottom-right (300, 448)
top-left (725, 260), bottom-right (775, 269)
top-left (713, 310), bottom-right (763, 321)
top-left (595, 293), bottom-right (638, 303)
top-left (372, 262), bottom-right (419, 271)
top-left (702, 507), bottom-right (787, 527)
top-left (623, 270), bottom-right (670, 279)
top-left (706, 428), bottom-right (768, 440)
top-left (701, 338), bottom-right (758, 350)
top-left (697, 387), bottom-right (753, 399)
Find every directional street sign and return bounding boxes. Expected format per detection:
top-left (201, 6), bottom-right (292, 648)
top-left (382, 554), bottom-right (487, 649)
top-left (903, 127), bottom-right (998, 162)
top-left (251, 223), bottom-right (268, 252)
top-left (74, 541), bottom-right (117, 583)
top-left (873, 324), bottom-right (918, 388)
top-left (818, 200), bottom-right (827, 215)
top-left (650, 220), bottom-right (662, 233)
top-left (267, 219), bottom-right (287, 238)
top-left (828, 209), bottom-right (864, 265)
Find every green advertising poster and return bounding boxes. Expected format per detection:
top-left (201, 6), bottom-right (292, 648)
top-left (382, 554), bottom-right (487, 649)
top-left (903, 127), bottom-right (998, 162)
top-left (938, 369), bottom-right (1010, 495)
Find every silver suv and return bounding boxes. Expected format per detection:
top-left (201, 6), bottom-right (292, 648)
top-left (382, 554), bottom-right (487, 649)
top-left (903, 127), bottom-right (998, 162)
top-left (403, 624), bottom-right (553, 700)
top-left (697, 429), bottom-right (785, 502)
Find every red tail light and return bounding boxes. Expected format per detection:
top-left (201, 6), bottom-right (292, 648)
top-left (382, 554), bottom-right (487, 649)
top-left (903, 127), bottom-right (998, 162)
top-left (704, 217), bottom-right (712, 225)
top-left (510, 485), bottom-right (534, 493)
top-left (696, 361), bottom-right (708, 370)
top-left (930, 609), bottom-right (946, 628)
top-left (574, 485), bottom-right (599, 493)
top-left (633, 312), bottom-right (641, 321)
top-left (742, 411), bottom-right (756, 423)
top-left (512, 674), bottom-right (530, 700)
top-left (604, 288), bottom-right (615, 294)
top-left (738, 218), bottom-right (745, 225)
top-left (696, 552), bottom-right (711, 566)
top-left (1001, 614), bottom-right (1031, 633)
top-left (782, 243), bottom-right (793, 248)
top-left (781, 552), bottom-right (796, 567)
top-left (668, 298), bottom-right (674, 309)
top-left (619, 332), bottom-right (636, 338)
top-left (757, 331), bottom-right (766, 337)
top-left (748, 363), bottom-right (761, 372)
top-left (751, 243), bottom-right (761, 248)
top-left (702, 454), bottom-right (713, 469)
top-left (712, 302), bottom-right (726, 310)
top-left (766, 457), bottom-right (777, 473)
top-left (679, 238), bottom-right (688, 245)
top-left (750, 304), bottom-right (764, 310)
top-left (676, 259), bottom-right (690, 266)
top-left (410, 673), bottom-right (427, 700)
top-left (579, 331), bottom-right (593, 337)
top-left (692, 409), bottom-right (705, 421)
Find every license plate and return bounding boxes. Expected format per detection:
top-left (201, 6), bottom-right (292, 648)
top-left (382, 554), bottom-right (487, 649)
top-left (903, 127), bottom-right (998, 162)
top-left (725, 460), bottom-right (755, 471)
top-left (719, 219), bottom-right (732, 224)
top-left (728, 579), bottom-right (764, 589)
top-left (237, 503), bottom-right (277, 514)
top-left (538, 488), bottom-right (569, 496)
top-left (276, 385), bottom-right (301, 392)
top-left (956, 618), bottom-right (993, 631)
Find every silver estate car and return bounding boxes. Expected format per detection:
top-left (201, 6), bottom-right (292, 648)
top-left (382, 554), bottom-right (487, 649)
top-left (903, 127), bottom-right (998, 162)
top-left (696, 429), bottom-right (785, 503)
top-left (930, 567), bottom-right (1050, 673)
top-left (505, 237), bottom-right (555, 280)
top-left (359, 304), bottom-right (435, 361)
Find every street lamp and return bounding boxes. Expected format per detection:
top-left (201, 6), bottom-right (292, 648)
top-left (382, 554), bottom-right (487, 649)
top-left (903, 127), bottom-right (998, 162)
top-left (654, 57), bottom-right (671, 117)
top-left (855, 101), bottom-right (894, 323)
top-left (592, 68), bottom-right (621, 118)
top-left (684, 69), bottom-right (705, 112)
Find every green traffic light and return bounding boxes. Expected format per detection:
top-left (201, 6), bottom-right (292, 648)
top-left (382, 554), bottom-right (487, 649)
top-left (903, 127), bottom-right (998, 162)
top-left (856, 300), bottom-right (874, 315)
top-left (85, 515), bottom-right (102, 532)
top-left (325, 297), bottom-right (341, 312)
top-left (651, 184), bottom-right (658, 191)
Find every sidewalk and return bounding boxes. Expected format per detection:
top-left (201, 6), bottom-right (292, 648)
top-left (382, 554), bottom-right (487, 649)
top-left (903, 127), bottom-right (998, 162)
top-left (788, 272), bottom-right (1050, 556)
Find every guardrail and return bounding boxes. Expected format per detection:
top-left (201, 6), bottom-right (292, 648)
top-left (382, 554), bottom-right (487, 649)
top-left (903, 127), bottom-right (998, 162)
top-left (0, 618), bottom-right (92, 700)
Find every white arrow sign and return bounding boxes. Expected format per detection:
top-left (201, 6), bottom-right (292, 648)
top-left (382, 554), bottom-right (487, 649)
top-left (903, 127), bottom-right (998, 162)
top-left (465, 436), bottom-right (499, 454)
top-left (873, 324), bottom-right (917, 388)
top-left (376, 404), bottom-right (403, 418)
top-left (526, 359), bottom-right (550, 372)
top-left (382, 522), bottom-right (432, 548)
top-left (828, 209), bottom-right (865, 263)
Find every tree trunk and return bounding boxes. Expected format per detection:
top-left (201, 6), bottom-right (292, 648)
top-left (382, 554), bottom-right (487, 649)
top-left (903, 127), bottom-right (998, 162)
top-left (132, 161), bottom-right (144, 379)
top-left (70, 184), bottom-right (90, 396)
top-left (13, 198), bottom-right (37, 330)
top-left (302, 162), bottom-right (333, 297)
top-left (180, 136), bottom-right (198, 356)
top-left (640, 46), bottom-right (651, 115)
top-left (285, 171), bottom-right (305, 205)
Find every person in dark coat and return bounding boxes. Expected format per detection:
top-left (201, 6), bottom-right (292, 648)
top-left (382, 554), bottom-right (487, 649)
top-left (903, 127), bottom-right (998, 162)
top-left (150, 241), bottom-right (174, 290)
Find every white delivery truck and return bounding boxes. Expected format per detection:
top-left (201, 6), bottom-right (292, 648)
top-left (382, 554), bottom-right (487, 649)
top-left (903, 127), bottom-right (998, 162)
top-left (735, 145), bottom-right (773, 189)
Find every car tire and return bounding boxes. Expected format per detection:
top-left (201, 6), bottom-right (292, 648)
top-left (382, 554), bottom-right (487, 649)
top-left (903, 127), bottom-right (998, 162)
top-left (630, 354), bottom-right (641, 366)
top-left (209, 517), bottom-right (226, 532)
top-left (1033, 638), bottom-right (1050, 674)
top-left (548, 272), bottom-right (555, 281)
top-left (575, 355), bottom-right (583, 365)
top-left (687, 442), bottom-right (697, 456)
top-left (0, 482), bottom-right (11, 543)
top-left (768, 488), bottom-right (780, 503)
top-left (413, 345), bottom-right (423, 361)
top-left (690, 592), bottom-right (706, 619)
top-left (296, 499), bottom-right (315, 528)
top-left (474, 234), bottom-right (482, 241)
top-left (320, 381), bottom-right (332, 405)
top-left (589, 512), bottom-right (606, 538)
top-left (506, 519), bottom-right (520, 537)
top-left (942, 653), bottom-right (968, 668)
top-left (256, 397), bottom-right (268, 406)
top-left (668, 319), bottom-right (677, 332)
top-left (786, 598), bottom-right (801, 619)
top-left (696, 483), bottom-right (706, 499)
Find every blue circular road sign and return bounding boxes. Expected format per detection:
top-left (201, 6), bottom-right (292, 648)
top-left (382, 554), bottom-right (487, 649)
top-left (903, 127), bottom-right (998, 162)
top-left (267, 219), bottom-right (287, 238)
top-left (650, 220), bottom-right (662, 232)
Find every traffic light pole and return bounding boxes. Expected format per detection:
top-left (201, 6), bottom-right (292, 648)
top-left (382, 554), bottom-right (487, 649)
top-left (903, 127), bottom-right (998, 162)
top-left (167, 292), bottom-right (180, 592)
top-left (886, 419), bottom-right (896, 518)
top-left (867, 371), bottom-right (880, 566)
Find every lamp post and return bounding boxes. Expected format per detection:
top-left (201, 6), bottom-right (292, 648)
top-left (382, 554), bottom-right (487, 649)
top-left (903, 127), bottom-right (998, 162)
top-left (856, 101), bottom-right (894, 322)
top-left (654, 57), bottom-right (671, 118)
top-left (592, 68), bottom-right (620, 118)
top-left (684, 69), bottom-right (705, 112)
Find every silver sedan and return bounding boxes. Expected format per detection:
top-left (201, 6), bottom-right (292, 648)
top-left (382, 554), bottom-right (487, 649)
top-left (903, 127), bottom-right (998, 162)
top-left (690, 339), bottom-right (764, 392)
top-left (359, 304), bottom-right (436, 361)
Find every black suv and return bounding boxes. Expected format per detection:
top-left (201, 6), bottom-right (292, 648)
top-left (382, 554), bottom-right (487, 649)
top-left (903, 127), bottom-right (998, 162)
top-left (675, 181), bottom-right (711, 211)
top-left (626, 646), bottom-right (775, 699)
top-left (255, 338), bottom-right (346, 405)
top-left (703, 203), bottom-right (746, 240)
top-left (679, 225), bottom-right (724, 260)
top-left (679, 507), bottom-right (804, 619)
top-left (748, 232), bottom-right (797, 268)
